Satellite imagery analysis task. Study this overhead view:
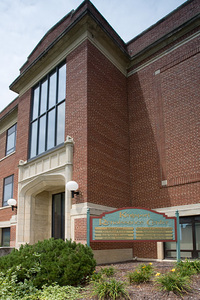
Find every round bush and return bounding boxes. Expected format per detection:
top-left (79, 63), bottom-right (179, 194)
top-left (0, 238), bottom-right (96, 288)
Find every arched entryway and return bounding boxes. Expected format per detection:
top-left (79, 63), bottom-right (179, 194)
top-left (16, 173), bottom-right (69, 247)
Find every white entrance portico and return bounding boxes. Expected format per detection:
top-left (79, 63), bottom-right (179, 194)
top-left (16, 136), bottom-right (74, 248)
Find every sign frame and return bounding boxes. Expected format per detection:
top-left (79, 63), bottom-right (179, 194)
top-left (90, 207), bottom-right (177, 243)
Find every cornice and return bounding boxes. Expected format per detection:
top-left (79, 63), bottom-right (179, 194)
top-left (9, 13), bottom-right (129, 96)
top-left (9, 5), bottom-right (200, 95)
top-left (128, 29), bottom-right (200, 77)
top-left (128, 13), bottom-right (200, 73)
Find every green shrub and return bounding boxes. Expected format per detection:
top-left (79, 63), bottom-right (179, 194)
top-left (176, 259), bottom-right (200, 276)
top-left (91, 277), bottom-right (130, 300)
top-left (128, 263), bottom-right (154, 284)
top-left (0, 269), bottom-right (85, 300)
top-left (0, 238), bottom-right (96, 288)
top-left (191, 260), bottom-right (200, 273)
top-left (90, 270), bottom-right (103, 282)
top-left (90, 266), bottom-right (115, 282)
top-left (154, 270), bottom-right (191, 296)
top-left (100, 266), bottom-right (115, 277)
top-left (0, 267), bottom-right (39, 300)
top-left (34, 284), bottom-right (85, 300)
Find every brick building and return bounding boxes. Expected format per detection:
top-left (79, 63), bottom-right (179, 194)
top-left (0, 0), bottom-right (199, 263)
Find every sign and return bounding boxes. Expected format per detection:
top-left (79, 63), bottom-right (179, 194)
top-left (90, 207), bottom-right (177, 242)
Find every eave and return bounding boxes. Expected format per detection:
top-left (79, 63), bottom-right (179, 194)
top-left (9, 6), bottom-right (129, 96)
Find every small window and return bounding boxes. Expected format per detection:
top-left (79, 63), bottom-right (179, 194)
top-left (3, 175), bottom-right (14, 207)
top-left (6, 124), bottom-right (17, 155)
top-left (1, 228), bottom-right (10, 247)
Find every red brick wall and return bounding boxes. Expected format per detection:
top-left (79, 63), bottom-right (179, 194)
top-left (0, 98), bottom-right (19, 120)
top-left (66, 41), bottom-right (88, 203)
top-left (128, 35), bottom-right (200, 210)
top-left (91, 241), bottom-right (135, 252)
top-left (160, 55), bottom-right (200, 186)
top-left (0, 131), bottom-right (6, 160)
top-left (15, 90), bottom-right (31, 162)
top-left (0, 155), bottom-right (18, 209)
top-left (66, 40), bottom-right (130, 208)
top-left (74, 218), bottom-right (87, 242)
top-left (132, 242), bottom-right (157, 259)
top-left (0, 89), bottom-right (31, 245)
top-left (127, 31), bottom-right (200, 259)
top-left (87, 41), bottom-right (131, 208)
top-left (0, 208), bottom-right (13, 222)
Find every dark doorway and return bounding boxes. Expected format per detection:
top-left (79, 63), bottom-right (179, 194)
top-left (52, 192), bottom-right (65, 240)
top-left (165, 215), bottom-right (200, 259)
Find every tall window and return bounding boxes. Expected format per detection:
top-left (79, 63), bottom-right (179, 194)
top-left (29, 63), bottom-right (66, 159)
top-left (3, 175), bottom-right (14, 207)
top-left (6, 124), bottom-right (17, 155)
top-left (1, 228), bottom-right (10, 247)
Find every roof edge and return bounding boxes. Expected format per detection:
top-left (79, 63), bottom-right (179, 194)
top-left (126, 0), bottom-right (191, 46)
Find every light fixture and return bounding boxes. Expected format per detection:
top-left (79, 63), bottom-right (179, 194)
top-left (66, 181), bottom-right (79, 198)
top-left (7, 198), bottom-right (17, 211)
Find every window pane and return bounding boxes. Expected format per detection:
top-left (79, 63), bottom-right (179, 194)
top-left (38, 116), bottom-right (46, 155)
top-left (58, 64), bottom-right (66, 103)
top-left (47, 109), bottom-right (55, 150)
top-left (56, 102), bottom-right (65, 145)
top-left (181, 252), bottom-right (192, 259)
top-left (180, 223), bottom-right (193, 250)
top-left (4, 183), bottom-right (13, 205)
top-left (7, 132), bottom-right (15, 152)
top-left (8, 125), bottom-right (16, 135)
top-left (3, 176), bottom-right (13, 206)
top-left (40, 79), bottom-right (47, 115)
top-left (165, 242), bottom-right (176, 250)
top-left (6, 124), bottom-right (17, 155)
top-left (49, 72), bottom-right (57, 109)
top-left (30, 121), bottom-right (38, 158)
top-left (196, 223), bottom-right (200, 250)
top-left (5, 176), bottom-right (13, 185)
top-left (2, 228), bottom-right (10, 247)
top-left (32, 87), bottom-right (39, 120)
top-left (166, 251), bottom-right (176, 258)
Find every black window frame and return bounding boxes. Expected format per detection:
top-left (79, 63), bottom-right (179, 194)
top-left (165, 215), bottom-right (200, 259)
top-left (29, 62), bottom-right (66, 159)
top-left (1, 228), bottom-right (10, 247)
top-left (6, 123), bottom-right (17, 156)
top-left (3, 175), bottom-right (14, 207)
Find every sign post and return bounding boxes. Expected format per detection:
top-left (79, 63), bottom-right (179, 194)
top-left (175, 210), bottom-right (181, 262)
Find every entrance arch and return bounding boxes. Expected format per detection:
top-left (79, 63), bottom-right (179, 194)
top-left (15, 137), bottom-right (74, 248)
top-left (16, 174), bottom-right (66, 247)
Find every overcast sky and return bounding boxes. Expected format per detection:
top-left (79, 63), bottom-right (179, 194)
top-left (0, 0), bottom-right (186, 112)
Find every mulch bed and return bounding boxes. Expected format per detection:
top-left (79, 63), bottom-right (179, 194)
top-left (82, 260), bottom-right (200, 299)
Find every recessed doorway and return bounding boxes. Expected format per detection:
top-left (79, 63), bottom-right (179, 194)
top-left (52, 192), bottom-right (65, 240)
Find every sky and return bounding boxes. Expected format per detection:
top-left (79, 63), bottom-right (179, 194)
top-left (0, 0), bottom-right (186, 113)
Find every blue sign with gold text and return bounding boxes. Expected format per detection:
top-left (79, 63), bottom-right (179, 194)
top-left (90, 207), bottom-right (177, 242)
